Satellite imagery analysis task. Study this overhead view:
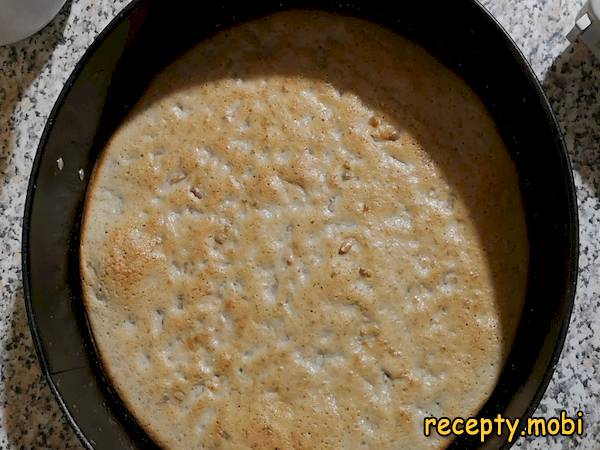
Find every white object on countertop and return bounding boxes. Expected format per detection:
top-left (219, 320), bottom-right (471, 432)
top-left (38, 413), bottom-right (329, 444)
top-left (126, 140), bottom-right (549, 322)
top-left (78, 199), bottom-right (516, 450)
top-left (567, 0), bottom-right (600, 59)
top-left (0, 0), bottom-right (66, 46)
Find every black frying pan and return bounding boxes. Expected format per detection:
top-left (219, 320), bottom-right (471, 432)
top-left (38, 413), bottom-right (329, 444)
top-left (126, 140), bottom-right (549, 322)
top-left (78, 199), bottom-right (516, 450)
top-left (22, 1), bottom-right (578, 448)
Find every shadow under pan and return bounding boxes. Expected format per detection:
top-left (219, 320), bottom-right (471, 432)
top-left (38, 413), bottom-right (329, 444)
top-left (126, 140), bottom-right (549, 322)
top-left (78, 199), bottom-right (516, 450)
top-left (22, 1), bottom-right (578, 449)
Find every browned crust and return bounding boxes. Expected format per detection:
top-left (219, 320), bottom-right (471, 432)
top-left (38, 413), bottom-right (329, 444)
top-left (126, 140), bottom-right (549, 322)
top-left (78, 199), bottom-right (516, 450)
top-left (79, 10), bottom-right (527, 450)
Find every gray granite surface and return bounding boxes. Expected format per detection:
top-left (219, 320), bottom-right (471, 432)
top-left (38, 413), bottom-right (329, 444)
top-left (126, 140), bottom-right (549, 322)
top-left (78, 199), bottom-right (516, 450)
top-left (0, 0), bottom-right (598, 448)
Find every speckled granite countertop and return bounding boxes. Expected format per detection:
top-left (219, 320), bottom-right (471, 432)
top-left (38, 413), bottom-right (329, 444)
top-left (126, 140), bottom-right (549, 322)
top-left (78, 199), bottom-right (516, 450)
top-left (0, 0), bottom-right (598, 448)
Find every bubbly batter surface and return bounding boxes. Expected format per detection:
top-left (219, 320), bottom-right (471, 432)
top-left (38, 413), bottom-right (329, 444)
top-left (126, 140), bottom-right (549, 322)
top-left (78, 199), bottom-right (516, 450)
top-left (81, 11), bottom-right (528, 449)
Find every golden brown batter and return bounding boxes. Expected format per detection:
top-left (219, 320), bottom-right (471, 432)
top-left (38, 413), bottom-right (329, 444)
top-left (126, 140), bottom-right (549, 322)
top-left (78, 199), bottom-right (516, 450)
top-left (80, 11), bottom-right (528, 449)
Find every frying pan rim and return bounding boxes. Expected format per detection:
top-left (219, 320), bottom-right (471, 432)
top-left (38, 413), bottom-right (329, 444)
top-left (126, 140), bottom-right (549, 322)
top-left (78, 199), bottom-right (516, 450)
top-left (471, 0), bottom-right (579, 439)
top-left (22, 1), bottom-right (146, 447)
